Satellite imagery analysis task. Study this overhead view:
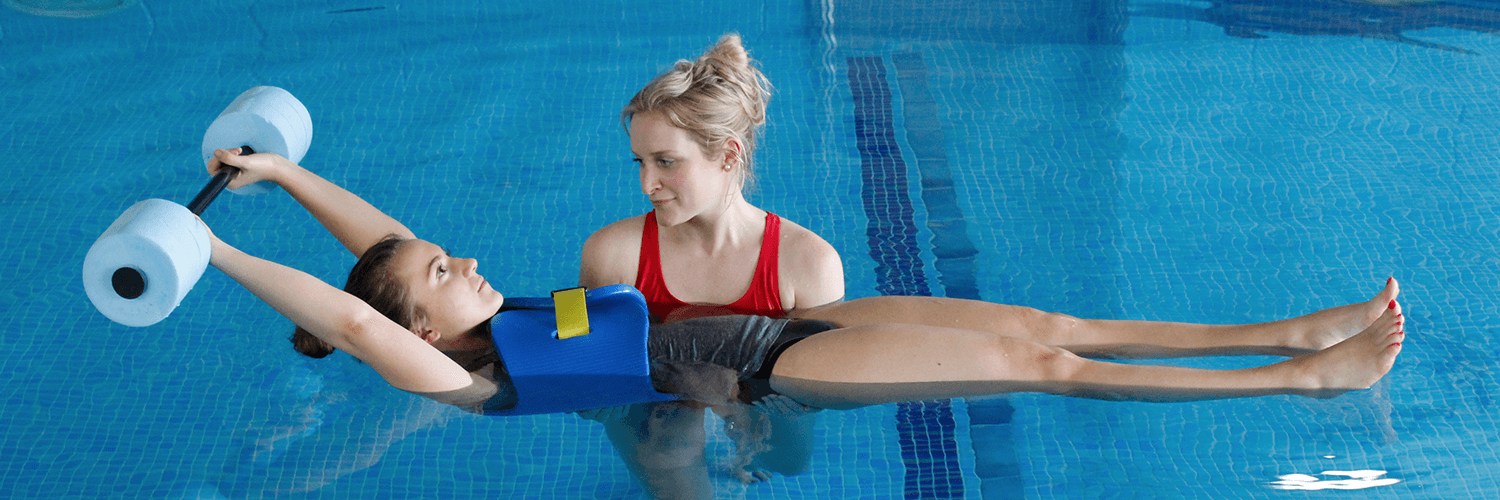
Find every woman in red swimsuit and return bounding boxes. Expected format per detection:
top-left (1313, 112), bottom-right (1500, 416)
top-left (578, 34), bottom-right (843, 493)
top-left (579, 35), bottom-right (843, 320)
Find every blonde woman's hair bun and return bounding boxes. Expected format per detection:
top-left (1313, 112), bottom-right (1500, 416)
top-left (702, 33), bottom-right (750, 72)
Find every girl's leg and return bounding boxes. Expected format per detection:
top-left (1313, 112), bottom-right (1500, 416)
top-left (772, 301), bottom-right (1404, 410)
top-left (799, 278), bottom-right (1400, 358)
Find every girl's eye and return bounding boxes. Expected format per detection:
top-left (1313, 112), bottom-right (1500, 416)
top-left (437, 266), bottom-right (447, 277)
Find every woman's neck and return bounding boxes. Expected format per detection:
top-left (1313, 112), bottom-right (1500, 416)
top-left (668, 198), bottom-right (764, 255)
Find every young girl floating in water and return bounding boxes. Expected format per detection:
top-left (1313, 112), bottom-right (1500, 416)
top-left (203, 147), bottom-right (1404, 414)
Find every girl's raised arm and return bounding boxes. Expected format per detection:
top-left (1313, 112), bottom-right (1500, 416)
top-left (208, 148), bottom-right (415, 258)
top-left (206, 224), bottom-right (471, 393)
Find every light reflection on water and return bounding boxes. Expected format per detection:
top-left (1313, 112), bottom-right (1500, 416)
top-left (1270, 470), bottom-right (1401, 490)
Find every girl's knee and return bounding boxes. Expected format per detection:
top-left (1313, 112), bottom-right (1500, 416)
top-left (977, 338), bottom-right (1083, 383)
top-left (1027, 309), bottom-right (1090, 346)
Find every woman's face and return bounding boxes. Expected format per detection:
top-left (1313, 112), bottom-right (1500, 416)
top-left (630, 111), bottom-right (736, 226)
top-left (390, 239), bottom-right (505, 340)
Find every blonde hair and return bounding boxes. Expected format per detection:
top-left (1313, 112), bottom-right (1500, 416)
top-left (622, 33), bottom-right (772, 192)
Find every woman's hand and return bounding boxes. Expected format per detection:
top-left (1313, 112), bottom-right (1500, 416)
top-left (752, 394), bottom-right (821, 418)
top-left (574, 404), bottom-right (632, 423)
top-left (207, 147), bottom-right (296, 191)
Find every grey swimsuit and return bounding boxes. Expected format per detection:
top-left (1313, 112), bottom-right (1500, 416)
top-left (408, 315), bottom-right (836, 413)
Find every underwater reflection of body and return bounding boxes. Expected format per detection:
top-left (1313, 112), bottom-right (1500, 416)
top-left (211, 364), bottom-right (459, 496)
top-left (201, 146), bottom-right (1407, 499)
top-left (2, 0), bottom-right (141, 18)
top-left (1135, 0), bottom-right (1500, 53)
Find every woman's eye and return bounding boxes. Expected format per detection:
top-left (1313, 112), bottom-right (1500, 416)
top-left (437, 266), bottom-right (446, 277)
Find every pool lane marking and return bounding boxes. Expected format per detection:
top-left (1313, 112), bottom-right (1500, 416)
top-left (848, 54), bottom-right (966, 500)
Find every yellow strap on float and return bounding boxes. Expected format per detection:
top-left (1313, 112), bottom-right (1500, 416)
top-left (551, 287), bottom-right (591, 339)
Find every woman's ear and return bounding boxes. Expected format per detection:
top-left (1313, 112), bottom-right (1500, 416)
top-left (721, 139), bottom-right (743, 169)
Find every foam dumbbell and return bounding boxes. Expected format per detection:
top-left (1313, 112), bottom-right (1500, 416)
top-left (82, 86), bottom-right (313, 327)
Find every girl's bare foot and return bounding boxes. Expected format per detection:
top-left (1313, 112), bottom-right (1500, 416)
top-left (1294, 277), bottom-right (1401, 352)
top-left (1288, 299), bottom-right (1404, 395)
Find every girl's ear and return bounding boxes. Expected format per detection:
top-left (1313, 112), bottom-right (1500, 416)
top-left (409, 317), bottom-right (441, 344)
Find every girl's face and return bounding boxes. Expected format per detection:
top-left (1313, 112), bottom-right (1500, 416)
top-left (390, 239), bottom-right (505, 341)
top-left (630, 111), bottom-right (737, 226)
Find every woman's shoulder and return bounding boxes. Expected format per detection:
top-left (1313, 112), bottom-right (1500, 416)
top-left (580, 214), bottom-right (649, 288)
top-left (588, 214), bottom-right (649, 239)
top-left (772, 216), bottom-right (845, 308)
top-left (584, 214), bottom-right (650, 251)
top-left (774, 217), bottom-right (839, 264)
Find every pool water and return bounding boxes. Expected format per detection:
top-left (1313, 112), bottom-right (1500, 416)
top-left (3, 0), bottom-right (1499, 498)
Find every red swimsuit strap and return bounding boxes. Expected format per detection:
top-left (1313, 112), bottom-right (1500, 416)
top-left (725, 212), bottom-right (782, 316)
top-left (635, 211), bottom-right (689, 316)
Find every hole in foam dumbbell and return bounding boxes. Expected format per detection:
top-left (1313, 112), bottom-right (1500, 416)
top-left (112, 267), bottom-right (146, 300)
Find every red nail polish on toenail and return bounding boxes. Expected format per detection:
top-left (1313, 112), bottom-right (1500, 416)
top-left (1389, 300), bottom-right (1396, 309)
